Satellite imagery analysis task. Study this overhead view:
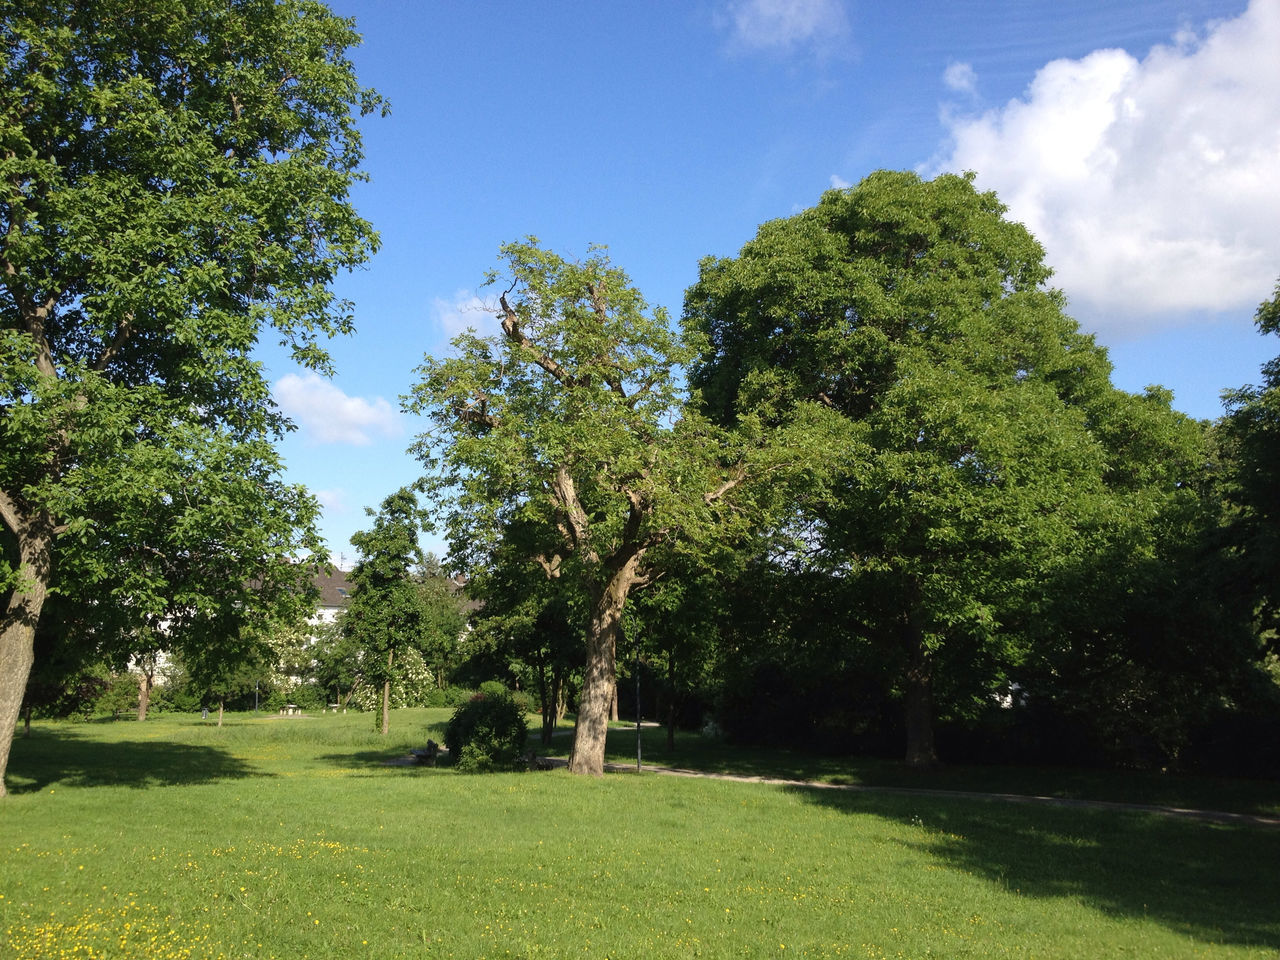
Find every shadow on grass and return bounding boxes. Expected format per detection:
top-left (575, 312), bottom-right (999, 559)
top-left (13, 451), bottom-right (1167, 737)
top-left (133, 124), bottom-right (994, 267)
top-left (791, 785), bottom-right (1280, 952)
top-left (6, 727), bottom-right (265, 794)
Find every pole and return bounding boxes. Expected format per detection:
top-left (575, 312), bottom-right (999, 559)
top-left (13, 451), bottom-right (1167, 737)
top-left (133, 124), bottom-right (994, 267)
top-left (635, 639), bottom-right (642, 772)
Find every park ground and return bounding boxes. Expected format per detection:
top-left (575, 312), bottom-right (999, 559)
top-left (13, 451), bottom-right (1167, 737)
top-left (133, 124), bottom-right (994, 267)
top-left (1, 708), bottom-right (1278, 959)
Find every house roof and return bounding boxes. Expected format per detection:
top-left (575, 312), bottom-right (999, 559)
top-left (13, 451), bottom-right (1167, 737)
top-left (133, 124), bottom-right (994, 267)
top-left (313, 569), bottom-right (355, 608)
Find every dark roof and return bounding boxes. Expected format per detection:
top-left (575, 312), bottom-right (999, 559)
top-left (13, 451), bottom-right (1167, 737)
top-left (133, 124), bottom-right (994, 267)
top-left (313, 569), bottom-right (354, 608)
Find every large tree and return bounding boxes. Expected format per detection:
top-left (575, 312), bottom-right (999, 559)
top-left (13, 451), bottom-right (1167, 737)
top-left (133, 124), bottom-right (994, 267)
top-left (406, 241), bottom-right (814, 775)
top-left (684, 170), bottom-right (1202, 766)
top-left (1222, 278), bottom-right (1280, 642)
top-left (0, 0), bottom-right (382, 794)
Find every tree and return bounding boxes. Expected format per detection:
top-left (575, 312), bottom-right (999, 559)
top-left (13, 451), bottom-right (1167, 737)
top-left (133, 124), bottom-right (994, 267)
top-left (413, 557), bottom-right (468, 690)
top-left (0, 0), bottom-right (383, 794)
top-left (406, 240), bottom-right (810, 775)
top-left (684, 170), bottom-right (1202, 766)
top-left (466, 516), bottom-right (585, 744)
top-left (343, 489), bottom-right (430, 736)
top-left (1222, 278), bottom-right (1280, 642)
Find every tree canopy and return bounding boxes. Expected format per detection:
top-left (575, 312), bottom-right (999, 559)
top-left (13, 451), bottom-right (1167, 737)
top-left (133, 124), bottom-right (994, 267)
top-left (684, 170), bottom-right (1205, 765)
top-left (0, 0), bottom-right (383, 794)
top-left (406, 240), bottom-right (815, 774)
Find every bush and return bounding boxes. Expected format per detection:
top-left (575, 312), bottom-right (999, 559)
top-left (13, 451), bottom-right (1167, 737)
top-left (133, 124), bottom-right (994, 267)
top-left (444, 685), bottom-right (476, 707)
top-left (444, 692), bottom-right (528, 772)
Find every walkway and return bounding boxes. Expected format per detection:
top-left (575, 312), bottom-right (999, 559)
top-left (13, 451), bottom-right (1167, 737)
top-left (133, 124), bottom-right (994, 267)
top-left (538, 757), bottom-right (1280, 829)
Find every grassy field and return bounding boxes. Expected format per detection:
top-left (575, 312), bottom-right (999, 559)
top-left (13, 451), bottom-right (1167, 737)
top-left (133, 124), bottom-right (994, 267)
top-left (2, 710), bottom-right (1277, 959)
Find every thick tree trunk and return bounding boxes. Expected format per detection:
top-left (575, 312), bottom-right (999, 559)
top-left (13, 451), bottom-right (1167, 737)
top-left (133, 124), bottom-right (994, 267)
top-left (902, 595), bottom-right (937, 768)
top-left (0, 526), bottom-right (53, 798)
top-left (569, 561), bottom-right (640, 775)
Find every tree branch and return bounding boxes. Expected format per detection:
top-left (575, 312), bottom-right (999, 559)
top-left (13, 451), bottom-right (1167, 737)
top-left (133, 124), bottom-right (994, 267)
top-left (703, 465), bottom-right (748, 506)
top-left (552, 464), bottom-right (595, 563)
top-left (93, 313), bottom-right (135, 371)
top-left (499, 294), bottom-right (579, 387)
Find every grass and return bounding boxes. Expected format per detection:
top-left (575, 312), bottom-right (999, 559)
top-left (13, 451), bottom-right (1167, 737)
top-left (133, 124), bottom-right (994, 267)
top-left (0, 709), bottom-right (1277, 959)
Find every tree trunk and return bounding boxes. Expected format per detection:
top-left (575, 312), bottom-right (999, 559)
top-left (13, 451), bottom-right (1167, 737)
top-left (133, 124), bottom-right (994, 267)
top-left (0, 524), bottom-right (53, 798)
top-left (380, 648), bottom-right (393, 736)
top-left (666, 655), bottom-right (676, 752)
top-left (568, 561), bottom-right (641, 776)
top-left (534, 652), bottom-right (554, 745)
top-left (610, 683), bottom-right (619, 722)
top-left (23, 705), bottom-right (32, 739)
top-left (902, 594), bottom-right (937, 768)
top-left (136, 663), bottom-right (154, 722)
top-left (554, 666), bottom-right (568, 727)
top-left (217, 699), bottom-right (225, 728)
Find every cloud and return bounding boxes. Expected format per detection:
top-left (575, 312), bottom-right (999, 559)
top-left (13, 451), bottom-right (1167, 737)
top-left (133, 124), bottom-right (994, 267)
top-left (934, 0), bottom-right (1280, 334)
top-left (312, 488), bottom-right (349, 514)
top-left (942, 61), bottom-right (978, 97)
top-left (719, 0), bottom-right (850, 56)
top-left (432, 289), bottom-right (501, 340)
top-left (273, 373), bottom-right (401, 446)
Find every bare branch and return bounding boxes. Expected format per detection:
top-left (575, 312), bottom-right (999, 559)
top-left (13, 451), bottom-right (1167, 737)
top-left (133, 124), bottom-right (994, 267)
top-left (703, 465), bottom-right (748, 505)
top-left (499, 293), bottom-right (579, 387)
top-left (552, 464), bottom-right (596, 563)
top-left (93, 313), bottom-right (135, 371)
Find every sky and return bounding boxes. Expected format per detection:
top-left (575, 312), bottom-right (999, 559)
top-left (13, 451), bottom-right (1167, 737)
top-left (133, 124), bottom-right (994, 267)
top-left (261, 0), bottom-right (1280, 568)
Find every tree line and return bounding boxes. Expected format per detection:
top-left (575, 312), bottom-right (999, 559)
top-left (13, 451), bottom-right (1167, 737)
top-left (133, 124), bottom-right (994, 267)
top-left (3, 2), bottom-right (1276, 795)
top-left (408, 175), bottom-right (1279, 778)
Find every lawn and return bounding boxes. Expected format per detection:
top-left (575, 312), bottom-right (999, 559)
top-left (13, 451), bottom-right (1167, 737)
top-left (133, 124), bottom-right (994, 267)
top-left (1, 710), bottom-right (1277, 959)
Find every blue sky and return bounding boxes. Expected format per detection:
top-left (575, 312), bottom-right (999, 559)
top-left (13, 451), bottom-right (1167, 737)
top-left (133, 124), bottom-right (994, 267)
top-left (262, 0), bottom-right (1280, 567)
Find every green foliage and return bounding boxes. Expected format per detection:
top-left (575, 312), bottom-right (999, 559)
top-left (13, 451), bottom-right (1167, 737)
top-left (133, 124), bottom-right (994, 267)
top-left (0, 0), bottom-right (383, 791)
top-left (406, 239), bottom-right (823, 773)
top-left (443, 692), bottom-right (528, 772)
top-left (685, 170), bottom-right (1211, 765)
top-left (343, 489), bottom-right (463, 733)
top-left (1222, 277), bottom-right (1280, 641)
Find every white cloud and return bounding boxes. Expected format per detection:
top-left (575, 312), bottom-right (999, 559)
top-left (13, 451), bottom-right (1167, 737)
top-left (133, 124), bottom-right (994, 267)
top-left (942, 61), bottom-right (978, 97)
top-left (829, 174), bottom-right (852, 190)
top-left (719, 0), bottom-right (849, 55)
top-left (312, 488), bottom-right (349, 514)
top-left (432, 289), bottom-right (500, 340)
top-left (934, 0), bottom-right (1280, 335)
top-left (273, 373), bottom-right (401, 446)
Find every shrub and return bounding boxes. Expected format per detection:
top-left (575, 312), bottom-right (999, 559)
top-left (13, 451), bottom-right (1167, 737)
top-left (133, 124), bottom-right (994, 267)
top-left (444, 685), bottom-right (476, 707)
top-left (444, 692), bottom-right (528, 772)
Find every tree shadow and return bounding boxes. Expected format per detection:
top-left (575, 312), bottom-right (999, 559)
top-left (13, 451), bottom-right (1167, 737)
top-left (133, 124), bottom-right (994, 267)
top-left (5, 727), bottom-right (266, 793)
top-left (789, 785), bottom-right (1280, 952)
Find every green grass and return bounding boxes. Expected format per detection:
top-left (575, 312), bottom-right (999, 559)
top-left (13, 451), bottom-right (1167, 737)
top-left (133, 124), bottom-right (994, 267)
top-left (2, 710), bottom-right (1278, 959)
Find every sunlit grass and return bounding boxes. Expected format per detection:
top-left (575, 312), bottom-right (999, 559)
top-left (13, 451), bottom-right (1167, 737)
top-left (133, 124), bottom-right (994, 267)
top-left (2, 711), bottom-right (1278, 959)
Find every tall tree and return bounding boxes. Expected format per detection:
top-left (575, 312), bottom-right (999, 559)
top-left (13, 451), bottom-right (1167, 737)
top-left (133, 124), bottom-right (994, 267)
top-left (343, 489), bottom-right (429, 736)
top-left (0, 0), bottom-right (382, 794)
top-left (1222, 278), bottom-right (1280, 642)
top-left (406, 241), bottom-right (812, 775)
top-left (684, 170), bottom-right (1200, 766)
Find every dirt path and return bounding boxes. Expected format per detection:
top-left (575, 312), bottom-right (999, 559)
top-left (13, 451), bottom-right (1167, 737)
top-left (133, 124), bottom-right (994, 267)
top-left (535, 756), bottom-right (1280, 829)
